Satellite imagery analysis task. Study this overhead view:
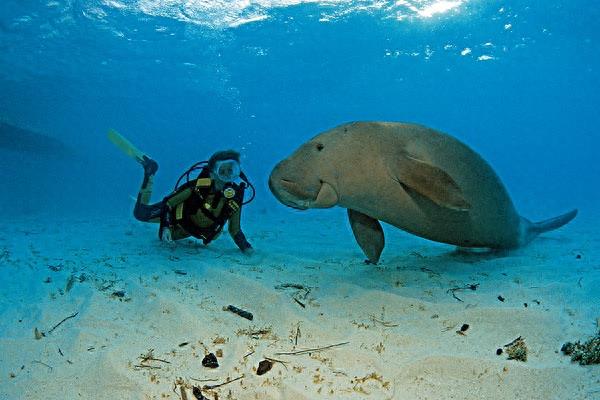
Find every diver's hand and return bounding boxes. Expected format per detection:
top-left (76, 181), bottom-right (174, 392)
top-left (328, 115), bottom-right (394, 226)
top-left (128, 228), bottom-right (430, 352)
top-left (242, 246), bottom-right (254, 256)
top-left (160, 227), bottom-right (173, 242)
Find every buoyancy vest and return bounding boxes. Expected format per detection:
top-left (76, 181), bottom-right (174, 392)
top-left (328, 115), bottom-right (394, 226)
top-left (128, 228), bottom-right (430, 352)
top-left (159, 171), bottom-right (245, 244)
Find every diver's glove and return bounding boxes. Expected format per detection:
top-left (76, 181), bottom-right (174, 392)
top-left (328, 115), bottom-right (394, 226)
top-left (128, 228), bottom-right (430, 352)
top-left (233, 231), bottom-right (252, 254)
top-left (159, 206), bottom-right (174, 242)
top-left (160, 226), bottom-right (173, 242)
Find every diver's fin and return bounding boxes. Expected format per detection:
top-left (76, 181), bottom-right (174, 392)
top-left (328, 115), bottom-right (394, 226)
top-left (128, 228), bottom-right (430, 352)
top-left (347, 209), bottom-right (385, 264)
top-left (107, 129), bottom-right (147, 164)
top-left (391, 152), bottom-right (471, 212)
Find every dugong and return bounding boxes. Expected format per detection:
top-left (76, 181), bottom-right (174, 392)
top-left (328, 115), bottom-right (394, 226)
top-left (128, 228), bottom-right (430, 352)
top-left (269, 122), bottom-right (577, 264)
top-left (0, 122), bottom-right (72, 156)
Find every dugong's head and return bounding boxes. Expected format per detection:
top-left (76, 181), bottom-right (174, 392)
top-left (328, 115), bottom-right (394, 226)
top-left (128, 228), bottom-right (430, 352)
top-left (269, 126), bottom-right (352, 210)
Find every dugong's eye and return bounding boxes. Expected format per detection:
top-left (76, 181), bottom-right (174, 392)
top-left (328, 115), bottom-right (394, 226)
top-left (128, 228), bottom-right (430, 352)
top-left (316, 143), bottom-right (324, 151)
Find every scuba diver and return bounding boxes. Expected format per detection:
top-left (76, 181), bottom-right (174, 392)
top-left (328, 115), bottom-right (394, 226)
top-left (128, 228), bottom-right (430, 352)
top-left (108, 130), bottom-right (254, 254)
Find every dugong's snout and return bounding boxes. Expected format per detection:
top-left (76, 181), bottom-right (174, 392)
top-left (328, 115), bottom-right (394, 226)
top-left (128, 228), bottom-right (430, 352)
top-left (269, 160), bottom-right (340, 210)
top-left (269, 162), bottom-right (313, 210)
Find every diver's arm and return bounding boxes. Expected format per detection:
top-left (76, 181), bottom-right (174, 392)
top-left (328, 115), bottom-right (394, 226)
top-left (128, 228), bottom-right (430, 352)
top-left (228, 208), bottom-right (252, 253)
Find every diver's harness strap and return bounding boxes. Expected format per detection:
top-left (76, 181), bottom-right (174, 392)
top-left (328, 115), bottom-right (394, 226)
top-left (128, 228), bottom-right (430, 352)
top-left (159, 174), bottom-right (245, 244)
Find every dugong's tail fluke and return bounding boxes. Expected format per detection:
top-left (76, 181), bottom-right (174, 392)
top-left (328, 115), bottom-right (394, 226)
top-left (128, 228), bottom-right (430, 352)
top-left (521, 209), bottom-right (578, 245)
top-left (531, 209), bottom-right (578, 234)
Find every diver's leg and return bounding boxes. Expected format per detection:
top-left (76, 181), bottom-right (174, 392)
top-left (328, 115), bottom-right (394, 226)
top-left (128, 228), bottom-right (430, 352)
top-left (137, 156), bottom-right (158, 204)
top-left (133, 156), bottom-right (162, 222)
top-left (133, 198), bottom-right (163, 222)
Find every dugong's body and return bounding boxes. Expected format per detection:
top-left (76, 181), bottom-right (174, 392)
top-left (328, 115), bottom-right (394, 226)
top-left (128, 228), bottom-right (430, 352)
top-left (0, 122), bottom-right (71, 156)
top-left (269, 122), bottom-right (577, 263)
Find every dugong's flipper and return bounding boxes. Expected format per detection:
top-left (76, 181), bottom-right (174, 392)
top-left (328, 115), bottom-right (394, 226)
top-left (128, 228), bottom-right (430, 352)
top-left (391, 152), bottom-right (471, 211)
top-left (347, 209), bottom-right (384, 264)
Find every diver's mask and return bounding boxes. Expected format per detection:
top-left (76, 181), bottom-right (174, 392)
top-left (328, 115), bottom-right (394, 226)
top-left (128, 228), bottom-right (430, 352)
top-left (213, 159), bottom-right (241, 183)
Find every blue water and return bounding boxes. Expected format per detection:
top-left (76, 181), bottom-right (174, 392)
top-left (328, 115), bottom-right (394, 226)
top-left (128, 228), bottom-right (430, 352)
top-left (1, 0), bottom-right (598, 218)
top-left (1, 2), bottom-right (599, 398)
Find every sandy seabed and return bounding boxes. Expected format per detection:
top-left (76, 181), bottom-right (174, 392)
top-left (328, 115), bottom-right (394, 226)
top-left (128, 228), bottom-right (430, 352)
top-left (0, 207), bottom-right (598, 400)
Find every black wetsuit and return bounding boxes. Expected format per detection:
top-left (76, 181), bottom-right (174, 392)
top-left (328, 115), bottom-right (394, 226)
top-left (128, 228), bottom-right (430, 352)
top-left (133, 168), bottom-right (251, 251)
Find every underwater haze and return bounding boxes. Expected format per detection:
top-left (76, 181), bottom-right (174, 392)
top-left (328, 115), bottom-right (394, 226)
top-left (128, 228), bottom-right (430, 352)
top-left (1, 1), bottom-right (599, 399)
top-left (0, 0), bottom-right (598, 216)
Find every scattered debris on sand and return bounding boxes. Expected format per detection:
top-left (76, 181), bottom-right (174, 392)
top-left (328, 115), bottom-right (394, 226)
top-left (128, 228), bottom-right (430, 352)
top-left (34, 328), bottom-right (44, 340)
top-left (275, 282), bottom-right (312, 308)
top-left (274, 341), bottom-right (349, 356)
top-left (447, 283), bottom-right (479, 302)
top-left (134, 349), bottom-right (171, 370)
top-left (34, 311), bottom-right (79, 340)
top-left (561, 331), bottom-right (600, 365)
top-left (504, 336), bottom-right (528, 362)
top-left (223, 304), bottom-right (253, 320)
top-left (202, 353), bottom-right (219, 368)
top-left (65, 274), bottom-right (76, 292)
top-left (256, 359), bottom-right (273, 375)
top-left (48, 263), bottom-right (63, 272)
top-left (192, 386), bottom-right (208, 400)
top-left (236, 326), bottom-right (274, 340)
top-left (202, 375), bottom-right (244, 390)
top-left (457, 323), bottom-right (470, 335)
